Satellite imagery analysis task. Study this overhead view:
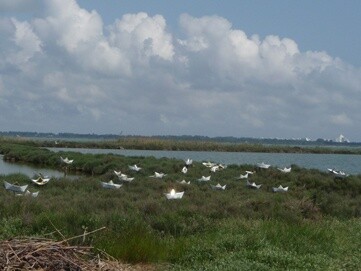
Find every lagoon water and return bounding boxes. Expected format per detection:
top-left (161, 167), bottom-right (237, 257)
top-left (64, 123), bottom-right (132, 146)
top-left (0, 155), bottom-right (67, 178)
top-left (48, 148), bottom-right (361, 175)
top-left (1, 148), bottom-right (360, 176)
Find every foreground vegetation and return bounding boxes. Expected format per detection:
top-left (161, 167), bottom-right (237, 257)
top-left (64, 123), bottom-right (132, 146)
top-left (0, 142), bottom-right (360, 270)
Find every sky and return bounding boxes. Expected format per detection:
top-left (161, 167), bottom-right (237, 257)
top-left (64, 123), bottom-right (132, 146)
top-left (0, 0), bottom-right (361, 141)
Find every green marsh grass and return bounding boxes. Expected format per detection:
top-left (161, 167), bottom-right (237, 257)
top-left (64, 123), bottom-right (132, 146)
top-left (0, 141), bottom-right (361, 269)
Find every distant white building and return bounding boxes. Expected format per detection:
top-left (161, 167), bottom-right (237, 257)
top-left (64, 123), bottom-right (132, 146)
top-left (336, 134), bottom-right (350, 143)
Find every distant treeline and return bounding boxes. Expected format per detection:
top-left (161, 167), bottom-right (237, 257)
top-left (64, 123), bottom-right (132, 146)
top-left (0, 131), bottom-right (360, 147)
top-left (0, 131), bottom-right (118, 140)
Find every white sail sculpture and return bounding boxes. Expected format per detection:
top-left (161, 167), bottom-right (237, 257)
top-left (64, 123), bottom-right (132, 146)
top-left (101, 180), bottom-right (122, 189)
top-left (129, 164), bottom-right (141, 172)
top-left (15, 190), bottom-right (39, 197)
top-left (120, 176), bottom-right (134, 182)
top-left (246, 180), bottom-right (262, 189)
top-left (114, 170), bottom-right (122, 176)
top-left (257, 162), bottom-right (270, 169)
top-left (25, 190), bottom-right (39, 197)
top-left (60, 157), bottom-right (73, 164)
top-left (31, 176), bottom-right (50, 186)
top-left (4, 181), bottom-right (28, 193)
top-left (272, 185), bottom-right (289, 192)
top-left (237, 171), bottom-right (254, 179)
top-left (197, 176), bottom-right (211, 182)
top-left (202, 161), bottom-right (217, 168)
top-left (185, 158), bottom-right (193, 166)
top-left (327, 168), bottom-right (348, 178)
top-left (278, 167), bottom-right (291, 173)
top-left (165, 189), bottom-right (184, 200)
top-left (149, 172), bottom-right (167, 178)
top-left (211, 183), bottom-right (227, 190)
top-left (114, 171), bottom-right (134, 182)
top-left (210, 165), bottom-right (220, 172)
top-left (178, 180), bottom-right (191, 185)
top-left (114, 170), bottom-right (128, 179)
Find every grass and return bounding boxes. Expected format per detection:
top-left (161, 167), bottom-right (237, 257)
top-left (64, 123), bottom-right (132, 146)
top-left (0, 141), bottom-right (360, 270)
top-left (168, 219), bottom-right (361, 271)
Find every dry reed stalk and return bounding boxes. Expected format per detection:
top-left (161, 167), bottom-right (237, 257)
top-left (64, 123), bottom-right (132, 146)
top-left (0, 223), bottom-right (160, 271)
top-left (0, 226), bottom-right (121, 271)
top-left (0, 237), bottom-right (160, 270)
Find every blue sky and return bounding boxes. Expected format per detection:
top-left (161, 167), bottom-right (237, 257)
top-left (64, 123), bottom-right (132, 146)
top-left (0, 0), bottom-right (360, 141)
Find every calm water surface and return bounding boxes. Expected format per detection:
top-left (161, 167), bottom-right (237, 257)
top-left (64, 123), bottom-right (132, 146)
top-left (0, 155), bottom-right (69, 178)
top-left (48, 148), bottom-right (361, 175)
top-left (1, 148), bottom-right (360, 176)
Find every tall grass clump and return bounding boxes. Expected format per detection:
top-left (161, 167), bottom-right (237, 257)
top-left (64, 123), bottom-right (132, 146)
top-left (95, 217), bottom-right (176, 263)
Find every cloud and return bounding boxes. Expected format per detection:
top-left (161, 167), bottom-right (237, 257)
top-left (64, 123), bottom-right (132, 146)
top-left (0, 17), bottom-right (42, 73)
top-left (177, 14), bottom-right (340, 89)
top-left (8, 19), bottom-right (43, 65)
top-left (0, 1), bottom-right (360, 140)
top-left (109, 12), bottom-right (174, 62)
top-left (32, 0), bottom-right (130, 76)
top-left (330, 113), bottom-right (353, 126)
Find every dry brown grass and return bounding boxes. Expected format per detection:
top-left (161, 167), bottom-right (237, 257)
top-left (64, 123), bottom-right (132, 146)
top-left (0, 237), bottom-right (161, 271)
top-left (0, 224), bottom-right (162, 271)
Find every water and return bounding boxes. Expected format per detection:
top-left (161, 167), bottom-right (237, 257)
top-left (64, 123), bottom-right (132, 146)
top-left (48, 148), bottom-right (361, 175)
top-left (0, 155), bottom-right (68, 178)
top-left (2, 148), bottom-right (359, 176)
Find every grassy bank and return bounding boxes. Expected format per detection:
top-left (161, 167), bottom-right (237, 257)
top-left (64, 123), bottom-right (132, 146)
top-left (0, 142), bottom-right (360, 270)
top-left (2, 136), bottom-right (361, 154)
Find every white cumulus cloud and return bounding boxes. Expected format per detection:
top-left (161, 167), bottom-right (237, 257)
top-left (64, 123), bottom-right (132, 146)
top-left (108, 12), bottom-right (174, 63)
